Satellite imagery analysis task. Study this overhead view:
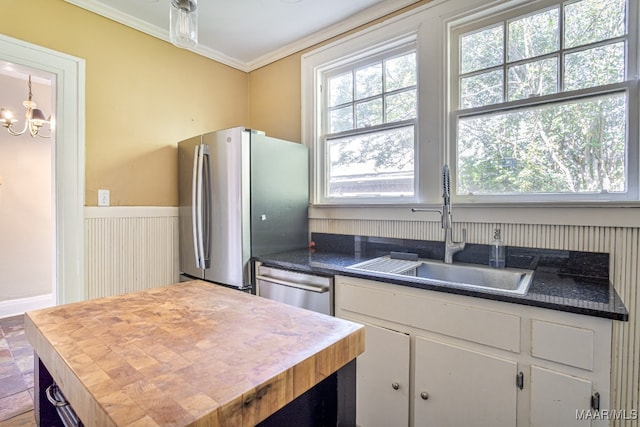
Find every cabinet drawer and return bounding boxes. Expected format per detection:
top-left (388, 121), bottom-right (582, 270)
top-left (531, 320), bottom-right (594, 371)
top-left (338, 279), bottom-right (520, 353)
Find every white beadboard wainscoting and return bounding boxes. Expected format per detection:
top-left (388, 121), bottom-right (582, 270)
top-left (311, 218), bottom-right (640, 426)
top-left (84, 207), bottom-right (180, 300)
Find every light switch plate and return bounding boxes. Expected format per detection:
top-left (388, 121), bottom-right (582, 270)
top-left (98, 189), bottom-right (110, 207)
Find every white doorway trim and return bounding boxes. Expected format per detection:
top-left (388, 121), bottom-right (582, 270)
top-left (0, 34), bottom-right (85, 305)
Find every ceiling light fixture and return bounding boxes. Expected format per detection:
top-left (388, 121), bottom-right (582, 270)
top-left (0, 75), bottom-right (52, 139)
top-left (170, 0), bottom-right (198, 49)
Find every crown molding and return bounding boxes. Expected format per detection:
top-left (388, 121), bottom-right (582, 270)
top-left (64, 0), bottom-right (250, 71)
top-left (244, 0), bottom-right (421, 70)
top-left (64, 0), bottom-right (421, 72)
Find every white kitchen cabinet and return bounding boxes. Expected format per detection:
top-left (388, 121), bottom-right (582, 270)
top-left (530, 365), bottom-right (593, 427)
top-left (527, 317), bottom-right (610, 427)
top-left (414, 336), bottom-right (518, 427)
top-left (344, 319), bottom-right (410, 427)
top-left (335, 275), bottom-right (612, 427)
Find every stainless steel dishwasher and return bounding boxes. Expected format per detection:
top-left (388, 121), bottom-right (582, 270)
top-left (255, 261), bottom-right (334, 316)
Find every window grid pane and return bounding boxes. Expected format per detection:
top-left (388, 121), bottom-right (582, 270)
top-left (564, 42), bottom-right (626, 91)
top-left (323, 45), bottom-right (417, 200)
top-left (458, 0), bottom-right (628, 110)
top-left (457, 93), bottom-right (626, 195)
top-left (328, 72), bottom-right (353, 108)
top-left (460, 25), bottom-right (504, 74)
top-left (508, 57), bottom-right (558, 101)
top-left (327, 125), bottom-right (415, 198)
top-left (329, 106), bottom-right (353, 133)
top-left (460, 69), bottom-right (504, 108)
top-left (356, 98), bottom-right (383, 128)
top-left (385, 52), bottom-right (417, 92)
top-left (356, 63), bottom-right (382, 100)
top-left (508, 7), bottom-right (559, 62)
top-left (564, 0), bottom-right (626, 48)
top-left (454, 0), bottom-right (630, 199)
top-left (326, 51), bottom-right (417, 135)
top-left (386, 90), bottom-right (417, 123)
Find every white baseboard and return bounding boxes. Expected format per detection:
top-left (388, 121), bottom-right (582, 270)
top-left (0, 294), bottom-right (55, 319)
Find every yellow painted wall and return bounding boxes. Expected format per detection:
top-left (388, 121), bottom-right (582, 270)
top-left (247, 1), bottom-right (431, 144)
top-left (1, 1), bottom-right (429, 206)
top-left (1, 0), bottom-right (248, 206)
top-left (248, 54), bottom-right (302, 143)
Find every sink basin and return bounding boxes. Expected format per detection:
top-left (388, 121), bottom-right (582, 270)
top-left (346, 255), bottom-right (534, 296)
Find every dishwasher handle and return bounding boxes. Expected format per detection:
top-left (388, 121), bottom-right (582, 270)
top-left (255, 274), bottom-right (330, 293)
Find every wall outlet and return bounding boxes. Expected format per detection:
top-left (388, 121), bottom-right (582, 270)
top-left (98, 189), bottom-right (110, 207)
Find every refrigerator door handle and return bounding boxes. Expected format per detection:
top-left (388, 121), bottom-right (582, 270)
top-left (195, 144), bottom-right (207, 269)
top-left (191, 144), bottom-right (202, 268)
top-left (201, 145), bottom-right (212, 268)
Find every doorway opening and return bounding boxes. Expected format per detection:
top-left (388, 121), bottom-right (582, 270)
top-left (0, 34), bottom-right (85, 317)
top-left (0, 66), bottom-right (56, 316)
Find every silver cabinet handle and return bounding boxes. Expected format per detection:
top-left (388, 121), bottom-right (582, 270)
top-left (256, 275), bottom-right (330, 293)
top-left (45, 384), bottom-right (68, 407)
top-left (420, 392), bottom-right (429, 400)
top-left (392, 382), bottom-right (400, 390)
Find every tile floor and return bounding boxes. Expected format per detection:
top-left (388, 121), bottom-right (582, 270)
top-left (0, 315), bottom-right (36, 426)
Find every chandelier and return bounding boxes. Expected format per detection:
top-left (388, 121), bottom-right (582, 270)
top-left (0, 75), bottom-right (52, 138)
top-left (170, 0), bottom-right (198, 49)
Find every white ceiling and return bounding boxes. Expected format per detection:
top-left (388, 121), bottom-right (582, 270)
top-left (0, 62), bottom-right (54, 84)
top-left (64, 0), bottom-right (419, 72)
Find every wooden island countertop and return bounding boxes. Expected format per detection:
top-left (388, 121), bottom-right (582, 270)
top-left (24, 280), bottom-right (365, 426)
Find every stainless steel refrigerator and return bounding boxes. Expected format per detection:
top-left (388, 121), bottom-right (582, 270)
top-left (178, 127), bottom-right (309, 291)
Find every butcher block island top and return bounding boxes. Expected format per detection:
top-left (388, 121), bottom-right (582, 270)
top-left (24, 280), bottom-right (365, 426)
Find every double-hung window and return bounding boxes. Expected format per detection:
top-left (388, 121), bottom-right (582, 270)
top-left (304, 0), bottom-right (638, 209)
top-left (450, 0), bottom-right (637, 201)
top-left (315, 38), bottom-right (418, 203)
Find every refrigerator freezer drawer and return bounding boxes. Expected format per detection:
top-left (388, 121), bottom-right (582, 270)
top-left (256, 263), bottom-right (333, 316)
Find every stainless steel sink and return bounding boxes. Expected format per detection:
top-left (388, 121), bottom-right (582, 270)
top-left (346, 255), bottom-right (534, 296)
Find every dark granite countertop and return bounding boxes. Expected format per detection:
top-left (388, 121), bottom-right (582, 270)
top-left (254, 233), bottom-right (628, 321)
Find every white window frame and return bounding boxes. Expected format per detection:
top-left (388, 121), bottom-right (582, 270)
top-left (322, 43), bottom-right (418, 203)
top-left (302, 10), bottom-right (434, 206)
top-left (303, 0), bottom-right (640, 224)
top-left (448, 0), bottom-right (640, 203)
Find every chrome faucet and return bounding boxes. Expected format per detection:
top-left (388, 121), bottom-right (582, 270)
top-left (412, 165), bottom-right (466, 264)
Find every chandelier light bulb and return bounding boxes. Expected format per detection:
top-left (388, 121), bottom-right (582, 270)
top-left (0, 108), bottom-right (16, 125)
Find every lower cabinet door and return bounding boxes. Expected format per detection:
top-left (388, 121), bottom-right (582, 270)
top-left (530, 365), bottom-right (593, 427)
top-left (349, 319), bottom-right (410, 427)
top-left (414, 336), bottom-right (518, 427)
